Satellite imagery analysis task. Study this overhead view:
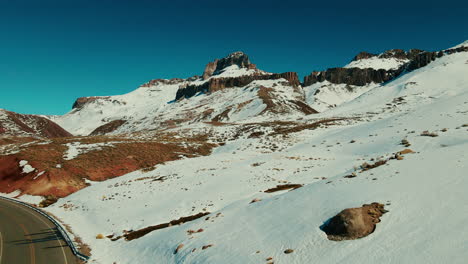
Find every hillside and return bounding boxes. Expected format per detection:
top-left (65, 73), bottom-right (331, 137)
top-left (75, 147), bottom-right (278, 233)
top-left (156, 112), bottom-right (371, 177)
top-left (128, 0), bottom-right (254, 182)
top-left (1, 41), bottom-right (467, 264)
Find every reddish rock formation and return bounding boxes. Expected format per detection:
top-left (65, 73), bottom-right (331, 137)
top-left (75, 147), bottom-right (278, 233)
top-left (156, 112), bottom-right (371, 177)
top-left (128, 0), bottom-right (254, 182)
top-left (321, 202), bottom-right (387, 241)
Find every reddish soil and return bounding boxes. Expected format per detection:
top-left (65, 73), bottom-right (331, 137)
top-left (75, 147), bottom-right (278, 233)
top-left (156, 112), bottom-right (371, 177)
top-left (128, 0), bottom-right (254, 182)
top-left (0, 134), bottom-right (215, 199)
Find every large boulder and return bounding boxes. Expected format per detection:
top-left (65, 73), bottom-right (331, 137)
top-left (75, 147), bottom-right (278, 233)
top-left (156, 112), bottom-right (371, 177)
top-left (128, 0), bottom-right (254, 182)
top-left (321, 202), bottom-right (387, 241)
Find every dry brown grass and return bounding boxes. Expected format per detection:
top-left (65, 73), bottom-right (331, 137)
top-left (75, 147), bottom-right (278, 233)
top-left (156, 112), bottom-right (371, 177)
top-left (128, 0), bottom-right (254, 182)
top-left (264, 184), bottom-right (303, 193)
top-left (124, 212), bottom-right (210, 241)
top-left (0, 132), bottom-right (216, 198)
top-left (0, 136), bottom-right (38, 146)
top-left (270, 118), bottom-right (351, 136)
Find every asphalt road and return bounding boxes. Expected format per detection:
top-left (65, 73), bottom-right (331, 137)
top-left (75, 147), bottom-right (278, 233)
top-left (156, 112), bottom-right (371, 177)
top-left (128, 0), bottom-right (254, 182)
top-left (0, 198), bottom-right (77, 264)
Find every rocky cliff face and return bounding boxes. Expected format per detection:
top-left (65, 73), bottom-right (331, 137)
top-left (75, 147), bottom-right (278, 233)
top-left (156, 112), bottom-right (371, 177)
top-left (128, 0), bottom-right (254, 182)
top-left (304, 46), bottom-right (468, 87)
top-left (176, 52), bottom-right (301, 100)
top-left (352, 49), bottom-right (425, 62)
top-left (303, 67), bottom-right (402, 87)
top-left (202, 51), bottom-right (256, 80)
top-left (176, 72), bottom-right (301, 100)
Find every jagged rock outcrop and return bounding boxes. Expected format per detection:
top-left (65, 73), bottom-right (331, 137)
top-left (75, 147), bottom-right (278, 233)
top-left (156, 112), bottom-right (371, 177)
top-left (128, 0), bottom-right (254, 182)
top-left (176, 72), bottom-right (300, 100)
top-left (406, 51), bottom-right (443, 72)
top-left (352, 49), bottom-right (425, 62)
top-left (202, 51), bottom-right (256, 80)
top-left (140, 78), bottom-right (186, 87)
top-left (352, 51), bottom-right (377, 61)
top-left (202, 61), bottom-right (218, 80)
top-left (303, 67), bottom-right (403, 87)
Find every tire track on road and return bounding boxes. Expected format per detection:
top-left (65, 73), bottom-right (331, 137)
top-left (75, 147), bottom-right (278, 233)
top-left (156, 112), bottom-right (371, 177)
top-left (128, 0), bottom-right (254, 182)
top-left (19, 224), bottom-right (36, 264)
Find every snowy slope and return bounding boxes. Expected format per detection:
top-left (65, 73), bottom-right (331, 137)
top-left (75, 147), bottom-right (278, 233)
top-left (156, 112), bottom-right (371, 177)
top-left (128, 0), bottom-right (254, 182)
top-left (51, 81), bottom-right (182, 136)
top-left (40, 46), bottom-right (468, 263)
top-left (345, 56), bottom-right (408, 70)
top-left (303, 81), bottom-right (380, 112)
top-left (53, 77), bottom-right (309, 136)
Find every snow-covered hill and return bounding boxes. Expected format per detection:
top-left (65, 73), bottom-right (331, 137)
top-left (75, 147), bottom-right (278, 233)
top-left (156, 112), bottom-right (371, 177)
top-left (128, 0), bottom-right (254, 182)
top-left (0, 108), bottom-right (71, 138)
top-left (1, 41), bottom-right (467, 264)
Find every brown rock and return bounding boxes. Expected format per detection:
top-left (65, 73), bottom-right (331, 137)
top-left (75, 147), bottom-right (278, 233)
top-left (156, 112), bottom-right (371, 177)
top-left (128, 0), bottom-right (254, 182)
top-left (352, 51), bottom-right (377, 61)
top-left (202, 244), bottom-right (213, 250)
top-left (174, 243), bottom-right (184, 254)
top-left (321, 202), bottom-right (387, 241)
top-left (202, 60), bottom-right (218, 80)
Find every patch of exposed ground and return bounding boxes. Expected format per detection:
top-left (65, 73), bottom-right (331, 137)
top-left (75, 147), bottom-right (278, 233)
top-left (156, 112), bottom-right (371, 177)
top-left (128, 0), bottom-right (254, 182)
top-left (89, 120), bottom-right (127, 135)
top-left (123, 212), bottom-right (211, 241)
top-left (264, 184), bottom-right (303, 193)
top-left (0, 132), bottom-right (216, 199)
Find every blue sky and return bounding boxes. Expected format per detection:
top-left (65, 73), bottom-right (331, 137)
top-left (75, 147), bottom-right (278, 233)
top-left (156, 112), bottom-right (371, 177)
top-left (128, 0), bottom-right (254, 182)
top-left (1, 0), bottom-right (467, 115)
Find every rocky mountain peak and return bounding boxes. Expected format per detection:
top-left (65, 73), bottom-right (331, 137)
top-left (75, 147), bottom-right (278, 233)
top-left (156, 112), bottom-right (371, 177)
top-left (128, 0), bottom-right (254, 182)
top-left (202, 51), bottom-right (257, 80)
top-left (352, 51), bottom-right (377, 61)
top-left (352, 49), bottom-right (426, 62)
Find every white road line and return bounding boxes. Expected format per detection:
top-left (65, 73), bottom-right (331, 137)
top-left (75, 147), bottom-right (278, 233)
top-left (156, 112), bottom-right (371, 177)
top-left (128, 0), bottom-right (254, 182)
top-left (9, 202), bottom-right (69, 264)
top-left (0, 230), bottom-right (4, 264)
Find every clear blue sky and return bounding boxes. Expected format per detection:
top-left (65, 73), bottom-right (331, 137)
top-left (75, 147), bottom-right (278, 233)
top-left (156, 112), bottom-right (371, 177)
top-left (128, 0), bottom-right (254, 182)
top-left (1, 0), bottom-right (467, 115)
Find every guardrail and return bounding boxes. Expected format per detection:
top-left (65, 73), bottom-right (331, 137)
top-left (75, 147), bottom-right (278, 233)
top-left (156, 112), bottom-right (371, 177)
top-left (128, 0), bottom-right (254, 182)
top-left (0, 196), bottom-right (90, 262)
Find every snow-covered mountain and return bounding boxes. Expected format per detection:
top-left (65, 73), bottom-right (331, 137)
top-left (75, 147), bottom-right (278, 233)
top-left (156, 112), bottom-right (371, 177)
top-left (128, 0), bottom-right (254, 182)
top-left (1, 41), bottom-right (468, 264)
top-left (50, 52), bottom-right (312, 136)
top-left (47, 43), bottom-right (468, 137)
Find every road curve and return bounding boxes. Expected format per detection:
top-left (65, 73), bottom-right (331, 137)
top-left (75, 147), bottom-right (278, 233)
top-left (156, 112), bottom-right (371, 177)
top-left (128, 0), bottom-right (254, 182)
top-left (0, 198), bottom-right (77, 264)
